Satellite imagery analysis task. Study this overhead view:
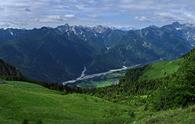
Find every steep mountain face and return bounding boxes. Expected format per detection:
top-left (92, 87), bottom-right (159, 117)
top-left (0, 59), bottom-right (23, 80)
top-left (0, 22), bottom-right (194, 83)
top-left (0, 27), bottom-right (93, 82)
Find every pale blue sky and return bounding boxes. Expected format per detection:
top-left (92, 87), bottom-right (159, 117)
top-left (1, 0), bottom-right (195, 29)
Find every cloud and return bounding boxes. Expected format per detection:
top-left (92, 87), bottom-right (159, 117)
top-left (37, 14), bottom-right (76, 23)
top-left (156, 10), bottom-right (195, 23)
top-left (135, 16), bottom-right (151, 22)
top-left (0, 0), bottom-right (195, 28)
top-left (25, 8), bottom-right (31, 12)
top-left (64, 14), bottom-right (75, 18)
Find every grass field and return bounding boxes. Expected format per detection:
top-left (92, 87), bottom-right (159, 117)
top-left (139, 59), bottom-right (183, 81)
top-left (0, 81), bottom-right (195, 124)
top-left (0, 58), bottom-right (193, 124)
top-left (0, 81), bottom-right (132, 124)
top-left (137, 105), bottom-right (195, 124)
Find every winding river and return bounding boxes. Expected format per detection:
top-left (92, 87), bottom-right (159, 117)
top-left (62, 64), bottom-right (140, 85)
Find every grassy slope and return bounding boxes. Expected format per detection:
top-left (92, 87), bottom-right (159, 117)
top-left (137, 105), bottom-right (195, 124)
top-left (90, 59), bottom-right (184, 103)
top-left (77, 58), bottom-right (182, 89)
top-left (139, 59), bottom-right (183, 81)
top-left (87, 56), bottom-right (195, 124)
top-left (0, 81), bottom-right (132, 124)
top-left (0, 57), bottom-right (194, 124)
top-left (0, 81), bottom-right (194, 124)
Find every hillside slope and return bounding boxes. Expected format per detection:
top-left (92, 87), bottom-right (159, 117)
top-left (0, 81), bottom-right (194, 124)
top-left (137, 105), bottom-right (195, 124)
top-left (82, 49), bottom-right (195, 124)
top-left (89, 49), bottom-right (195, 108)
top-left (0, 81), bottom-right (132, 124)
top-left (0, 49), bottom-right (195, 124)
top-left (0, 59), bottom-right (23, 80)
top-left (88, 58), bottom-right (183, 100)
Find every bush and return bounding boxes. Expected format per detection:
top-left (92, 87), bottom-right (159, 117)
top-left (22, 119), bottom-right (29, 124)
top-left (36, 120), bottom-right (43, 124)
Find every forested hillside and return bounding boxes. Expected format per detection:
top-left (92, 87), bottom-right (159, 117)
top-left (0, 49), bottom-right (195, 124)
top-left (88, 48), bottom-right (195, 112)
top-left (0, 59), bottom-right (23, 80)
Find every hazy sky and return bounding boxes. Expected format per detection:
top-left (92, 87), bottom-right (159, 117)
top-left (1, 0), bottom-right (195, 29)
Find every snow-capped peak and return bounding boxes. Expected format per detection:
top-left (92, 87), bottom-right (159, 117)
top-left (92, 25), bottom-right (110, 33)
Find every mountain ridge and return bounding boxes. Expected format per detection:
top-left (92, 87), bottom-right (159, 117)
top-left (0, 22), bottom-right (194, 82)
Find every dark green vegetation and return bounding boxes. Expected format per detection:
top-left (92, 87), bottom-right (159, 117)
top-left (1, 81), bottom-right (195, 124)
top-left (88, 59), bottom-right (183, 103)
top-left (0, 59), bottom-right (23, 81)
top-left (0, 22), bottom-right (194, 82)
top-left (0, 49), bottom-right (195, 124)
top-left (0, 26), bottom-right (195, 123)
top-left (87, 49), bottom-right (195, 115)
top-left (150, 49), bottom-right (195, 110)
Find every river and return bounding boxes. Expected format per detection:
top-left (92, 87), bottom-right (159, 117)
top-left (62, 64), bottom-right (140, 85)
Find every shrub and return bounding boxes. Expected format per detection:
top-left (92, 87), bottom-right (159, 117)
top-left (22, 119), bottom-right (29, 124)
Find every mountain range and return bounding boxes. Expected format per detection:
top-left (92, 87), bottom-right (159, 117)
top-left (0, 22), bottom-right (194, 82)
